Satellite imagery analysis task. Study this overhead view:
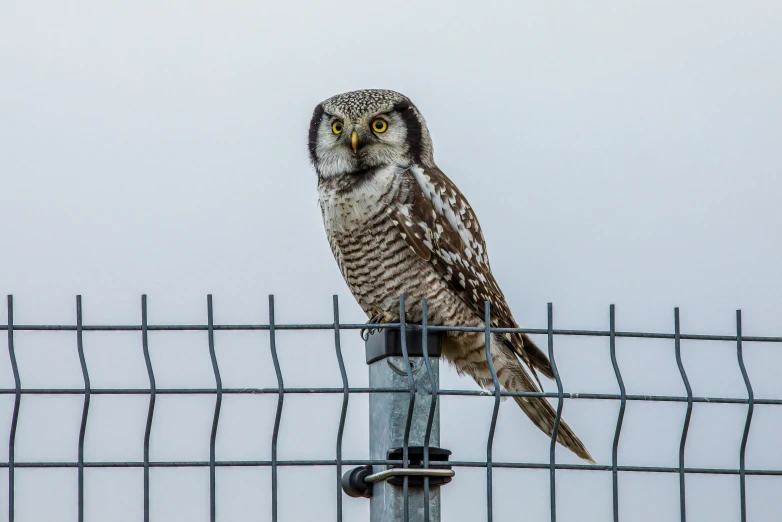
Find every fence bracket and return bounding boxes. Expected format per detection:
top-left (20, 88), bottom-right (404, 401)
top-left (341, 447), bottom-right (454, 498)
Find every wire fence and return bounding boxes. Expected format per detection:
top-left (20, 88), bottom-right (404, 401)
top-left (2, 294), bottom-right (781, 522)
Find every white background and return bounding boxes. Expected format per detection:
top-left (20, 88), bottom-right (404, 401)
top-left (1, 1), bottom-right (781, 521)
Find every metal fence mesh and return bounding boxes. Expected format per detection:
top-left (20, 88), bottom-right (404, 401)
top-left (2, 294), bottom-right (780, 522)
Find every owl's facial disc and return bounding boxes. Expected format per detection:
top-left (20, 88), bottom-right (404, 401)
top-left (312, 111), bottom-right (409, 178)
top-left (309, 89), bottom-right (433, 179)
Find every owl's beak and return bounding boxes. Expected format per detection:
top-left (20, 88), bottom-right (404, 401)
top-left (351, 131), bottom-right (359, 153)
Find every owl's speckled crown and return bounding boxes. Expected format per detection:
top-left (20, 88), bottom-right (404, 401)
top-left (321, 89), bottom-right (408, 121)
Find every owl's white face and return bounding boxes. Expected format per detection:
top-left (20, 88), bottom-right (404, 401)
top-left (309, 89), bottom-right (434, 181)
top-left (312, 109), bottom-right (410, 179)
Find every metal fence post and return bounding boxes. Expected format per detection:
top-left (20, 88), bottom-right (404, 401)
top-left (368, 355), bottom-right (440, 521)
top-left (363, 300), bottom-right (446, 522)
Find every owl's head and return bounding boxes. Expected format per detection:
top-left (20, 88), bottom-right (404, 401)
top-left (308, 89), bottom-right (434, 179)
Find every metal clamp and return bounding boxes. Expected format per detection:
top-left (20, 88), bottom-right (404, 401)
top-left (341, 466), bottom-right (455, 499)
top-left (341, 446), bottom-right (454, 498)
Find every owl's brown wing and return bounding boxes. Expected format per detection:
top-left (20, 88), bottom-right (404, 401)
top-left (392, 164), bottom-right (554, 380)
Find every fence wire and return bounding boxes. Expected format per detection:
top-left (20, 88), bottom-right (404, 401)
top-left (3, 294), bottom-right (781, 522)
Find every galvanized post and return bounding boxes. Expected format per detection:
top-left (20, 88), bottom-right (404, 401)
top-left (365, 323), bottom-right (444, 522)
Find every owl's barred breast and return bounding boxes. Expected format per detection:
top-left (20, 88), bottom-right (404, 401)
top-left (318, 167), bottom-right (481, 331)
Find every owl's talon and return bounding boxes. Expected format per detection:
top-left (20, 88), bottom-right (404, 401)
top-left (360, 313), bottom-right (385, 341)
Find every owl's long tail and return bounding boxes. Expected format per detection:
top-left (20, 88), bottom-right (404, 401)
top-left (501, 355), bottom-right (595, 463)
top-left (453, 335), bottom-right (595, 463)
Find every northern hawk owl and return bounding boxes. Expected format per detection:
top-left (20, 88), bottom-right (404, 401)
top-left (309, 89), bottom-right (593, 463)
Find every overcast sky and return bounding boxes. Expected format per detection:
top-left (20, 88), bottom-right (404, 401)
top-left (1, 1), bottom-right (781, 521)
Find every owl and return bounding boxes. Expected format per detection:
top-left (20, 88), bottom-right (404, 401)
top-left (309, 89), bottom-right (593, 463)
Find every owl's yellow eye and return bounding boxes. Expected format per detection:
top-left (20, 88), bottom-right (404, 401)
top-left (332, 121), bottom-right (343, 134)
top-left (372, 119), bottom-right (388, 133)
